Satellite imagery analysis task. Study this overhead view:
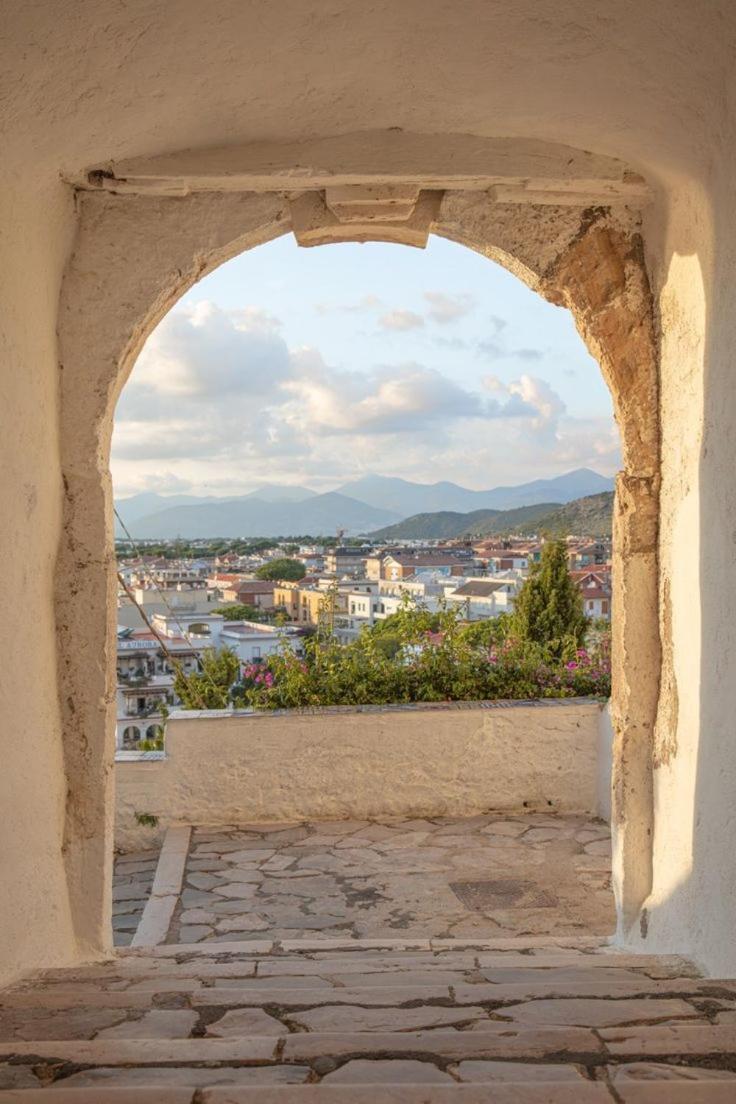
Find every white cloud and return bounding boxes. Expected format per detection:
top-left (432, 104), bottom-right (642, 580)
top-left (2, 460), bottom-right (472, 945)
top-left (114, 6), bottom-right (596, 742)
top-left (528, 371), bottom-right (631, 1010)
top-left (112, 301), bottom-right (618, 497)
top-left (378, 309), bottom-right (425, 331)
top-left (423, 291), bottom-right (475, 324)
top-left (280, 351), bottom-right (481, 435)
top-left (508, 375), bottom-right (566, 433)
top-left (315, 294), bottom-right (383, 315)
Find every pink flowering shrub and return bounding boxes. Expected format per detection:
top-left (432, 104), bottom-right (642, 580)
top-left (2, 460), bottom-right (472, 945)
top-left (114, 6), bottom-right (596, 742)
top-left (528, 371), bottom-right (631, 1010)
top-left (234, 617), bottom-right (611, 711)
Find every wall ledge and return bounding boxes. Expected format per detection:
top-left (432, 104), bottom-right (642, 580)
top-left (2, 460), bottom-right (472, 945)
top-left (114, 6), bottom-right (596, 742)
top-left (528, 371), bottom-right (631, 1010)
top-left (167, 697), bottom-right (605, 722)
top-left (115, 750), bottom-right (166, 762)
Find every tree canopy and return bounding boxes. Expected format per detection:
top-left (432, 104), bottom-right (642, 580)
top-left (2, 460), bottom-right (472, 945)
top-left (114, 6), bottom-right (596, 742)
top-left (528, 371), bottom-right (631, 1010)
top-left (512, 539), bottom-right (587, 655)
top-left (213, 603), bottom-right (268, 622)
top-left (255, 558), bottom-right (307, 581)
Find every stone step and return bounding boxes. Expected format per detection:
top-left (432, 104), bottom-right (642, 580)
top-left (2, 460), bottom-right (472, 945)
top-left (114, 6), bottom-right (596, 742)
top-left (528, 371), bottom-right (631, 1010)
top-left (2, 1083), bottom-right (736, 1102)
top-left (4, 978), bottom-right (718, 1010)
top-left (121, 935), bottom-right (611, 958)
top-left (29, 950), bottom-right (696, 984)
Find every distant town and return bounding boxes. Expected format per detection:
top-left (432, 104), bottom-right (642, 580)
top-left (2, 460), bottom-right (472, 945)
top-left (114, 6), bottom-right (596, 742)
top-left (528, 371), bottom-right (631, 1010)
top-left (115, 472), bottom-right (613, 751)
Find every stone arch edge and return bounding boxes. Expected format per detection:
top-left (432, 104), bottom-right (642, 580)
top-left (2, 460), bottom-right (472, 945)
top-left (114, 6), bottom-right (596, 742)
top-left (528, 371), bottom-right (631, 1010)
top-left (56, 182), bottom-right (660, 958)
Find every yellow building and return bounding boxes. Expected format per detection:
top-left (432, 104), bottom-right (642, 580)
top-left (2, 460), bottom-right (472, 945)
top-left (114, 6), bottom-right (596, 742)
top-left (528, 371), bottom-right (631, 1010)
top-left (273, 582), bottom-right (347, 627)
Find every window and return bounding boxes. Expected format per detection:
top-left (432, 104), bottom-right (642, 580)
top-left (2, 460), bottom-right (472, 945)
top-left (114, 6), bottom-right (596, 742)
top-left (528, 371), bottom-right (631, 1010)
top-left (252, 646), bottom-right (261, 659)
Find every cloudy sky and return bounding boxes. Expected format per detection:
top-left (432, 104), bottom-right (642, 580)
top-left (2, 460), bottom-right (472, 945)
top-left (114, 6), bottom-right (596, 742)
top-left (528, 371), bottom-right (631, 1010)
top-left (112, 234), bottom-right (619, 497)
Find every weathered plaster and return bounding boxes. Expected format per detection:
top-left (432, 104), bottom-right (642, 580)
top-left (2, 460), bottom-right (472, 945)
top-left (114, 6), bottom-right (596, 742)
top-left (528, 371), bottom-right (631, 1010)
top-left (56, 167), bottom-right (659, 960)
top-left (56, 192), bottom-right (290, 962)
top-left (115, 701), bottom-right (607, 852)
top-left (3, 0), bottom-right (731, 983)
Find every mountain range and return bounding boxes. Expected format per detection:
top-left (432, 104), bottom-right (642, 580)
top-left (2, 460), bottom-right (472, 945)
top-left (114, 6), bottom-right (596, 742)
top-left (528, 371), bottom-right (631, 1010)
top-left (114, 468), bottom-right (614, 539)
top-left (335, 468), bottom-right (613, 515)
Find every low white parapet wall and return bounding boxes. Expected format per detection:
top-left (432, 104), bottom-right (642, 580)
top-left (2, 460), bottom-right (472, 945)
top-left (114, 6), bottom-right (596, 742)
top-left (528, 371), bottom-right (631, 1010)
top-left (115, 698), bottom-right (610, 851)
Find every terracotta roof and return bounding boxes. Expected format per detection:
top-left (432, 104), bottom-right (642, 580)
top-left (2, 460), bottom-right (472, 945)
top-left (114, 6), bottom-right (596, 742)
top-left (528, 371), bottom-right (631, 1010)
top-left (227, 580), bottom-right (275, 593)
top-left (451, 580), bottom-right (507, 597)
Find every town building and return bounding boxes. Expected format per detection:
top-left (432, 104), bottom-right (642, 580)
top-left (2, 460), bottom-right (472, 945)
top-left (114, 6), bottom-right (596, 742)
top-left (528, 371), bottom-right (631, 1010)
top-left (216, 579), bottom-right (275, 609)
top-left (443, 577), bottom-right (520, 620)
top-left (324, 546), bottom-right (371, 576)
top-left (381, 550), bottom-right (479, 581)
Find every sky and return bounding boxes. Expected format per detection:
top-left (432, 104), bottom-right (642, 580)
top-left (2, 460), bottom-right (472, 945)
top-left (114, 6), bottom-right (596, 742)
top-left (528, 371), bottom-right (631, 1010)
top-left (112, 234), bottom-right (619, 498)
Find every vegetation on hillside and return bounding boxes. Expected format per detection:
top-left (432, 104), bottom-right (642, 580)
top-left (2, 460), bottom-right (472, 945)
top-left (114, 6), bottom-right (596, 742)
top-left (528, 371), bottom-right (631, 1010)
top-left (368, 492), bottom-right (613, 540)
top-left (529, 492), bottom-right (614, 538)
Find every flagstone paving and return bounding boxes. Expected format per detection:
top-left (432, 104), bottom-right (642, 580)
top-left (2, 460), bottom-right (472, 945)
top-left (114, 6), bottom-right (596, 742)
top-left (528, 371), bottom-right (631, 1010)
top-left (165, 813), bottom-right (614, 945)
top-left (3, 936), bottom-right (736, 1098)
top-left (3, 814), bottom-right (736, 1099)
top-left (112, 848), bottom-right (160, 946)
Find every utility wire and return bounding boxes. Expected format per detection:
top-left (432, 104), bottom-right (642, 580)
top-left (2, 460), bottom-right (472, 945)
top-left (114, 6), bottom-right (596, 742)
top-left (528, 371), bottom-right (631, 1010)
top-left (114, 507), bottom-right (228, 710)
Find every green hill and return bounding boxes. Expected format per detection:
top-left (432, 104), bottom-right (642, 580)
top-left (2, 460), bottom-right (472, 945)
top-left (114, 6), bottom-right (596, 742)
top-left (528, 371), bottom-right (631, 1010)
top-left (369, 508), bottom-right (499, 540)
top-left (368, 492), bottom-right (614, 540)
top-left (369, 501), bottom-right (558, 540)
top-left (529, 492), bottom-right (614, 538)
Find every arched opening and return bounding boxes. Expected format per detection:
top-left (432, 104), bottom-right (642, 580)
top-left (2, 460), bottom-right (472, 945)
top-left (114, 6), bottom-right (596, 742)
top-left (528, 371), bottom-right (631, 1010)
top-left (56, 139), bottom-right (659, 959)
top-left (109, 232), bottom-right (637, 948)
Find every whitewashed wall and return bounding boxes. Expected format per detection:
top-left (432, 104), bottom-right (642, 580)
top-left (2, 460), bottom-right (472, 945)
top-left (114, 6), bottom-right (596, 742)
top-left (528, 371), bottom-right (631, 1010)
top-left (115, 699), bottom-right (608, 850)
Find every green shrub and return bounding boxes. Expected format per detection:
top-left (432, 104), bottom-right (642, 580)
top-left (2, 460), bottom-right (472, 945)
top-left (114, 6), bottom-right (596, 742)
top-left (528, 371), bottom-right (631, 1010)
top-left (233, 602), bottom-right (610, 711)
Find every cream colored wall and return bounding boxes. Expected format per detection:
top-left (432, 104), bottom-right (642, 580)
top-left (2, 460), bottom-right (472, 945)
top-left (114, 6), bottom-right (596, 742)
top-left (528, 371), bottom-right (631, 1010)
top-left (2, 0), bottom-right (736, 982)
top-left (633, 165), bottom-right (736, 975)
top-left (115, 701), bottom-right (605, 851)
top-left (0, 180), bottom-right (79, 988)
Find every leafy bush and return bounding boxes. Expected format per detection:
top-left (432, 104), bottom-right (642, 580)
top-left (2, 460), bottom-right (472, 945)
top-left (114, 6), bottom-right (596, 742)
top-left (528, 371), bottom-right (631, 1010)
top-left (233, 603), bottom-right (610, 711)
top-left (174, 647), bottom-right (241, 709)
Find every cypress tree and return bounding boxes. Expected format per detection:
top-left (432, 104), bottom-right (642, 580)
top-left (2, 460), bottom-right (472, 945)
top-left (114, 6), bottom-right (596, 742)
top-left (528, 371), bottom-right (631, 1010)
top-left (512, 539), bottom-right (587, 654)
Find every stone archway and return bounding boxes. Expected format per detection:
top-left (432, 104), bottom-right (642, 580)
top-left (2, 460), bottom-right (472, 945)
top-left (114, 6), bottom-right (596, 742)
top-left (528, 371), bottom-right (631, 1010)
top-left (57, 133), bottom-right (659, 956)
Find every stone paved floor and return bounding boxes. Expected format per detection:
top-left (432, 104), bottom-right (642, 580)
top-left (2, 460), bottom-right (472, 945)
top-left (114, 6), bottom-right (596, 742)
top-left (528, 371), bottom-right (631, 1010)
top-left (112, 848), bottom-right (160, 946)
top-left (168, 813), bottom-right (614, 945)
top-left (5, 937), bottom-right (736, 1097)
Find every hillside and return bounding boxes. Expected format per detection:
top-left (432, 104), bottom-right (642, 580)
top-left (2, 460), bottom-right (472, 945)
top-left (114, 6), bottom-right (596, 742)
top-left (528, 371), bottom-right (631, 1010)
top-left (369, 501), bottom-right (560, 540)
top-left (368, 508), bottom-right (500, 540)
top-left (529, 492), bottom-right (614, 538)
top-left (369, 493), bottom-right (614, 540)
top-left (115, 469), bottom-right (616, 539)
top-left (121, 491), bottom-right (401, 539)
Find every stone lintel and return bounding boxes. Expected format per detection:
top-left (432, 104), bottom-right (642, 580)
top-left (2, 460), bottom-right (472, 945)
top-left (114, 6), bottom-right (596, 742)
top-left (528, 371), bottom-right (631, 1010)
top-left (324, 184), bottom-right (421, 222)
top-left (74, 132), bottom-right (651, 208)
top-left (290, 190), bottom-right (443, 248)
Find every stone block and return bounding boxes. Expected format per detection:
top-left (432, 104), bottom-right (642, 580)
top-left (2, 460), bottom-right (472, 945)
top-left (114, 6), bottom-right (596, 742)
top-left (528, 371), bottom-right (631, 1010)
top-left (281, 1027), bottom-right (603, 1062)
top-left (322, 1059), bottom-right (453, 1083)
top-left (455, 1060), bottom-right (586, 1081)
top-left (206, 1008), bottom-right (286, 1037)
top-left (602, 1024), bottom-right (736, 1057)
top-left (504, 998), bottom-right (699, 1027)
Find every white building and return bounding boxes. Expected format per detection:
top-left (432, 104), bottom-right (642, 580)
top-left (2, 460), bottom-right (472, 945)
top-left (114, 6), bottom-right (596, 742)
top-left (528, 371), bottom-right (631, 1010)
top-left (115, 613), bottom-right (301, 748)
top-left (443, 577), bottom-right (519, 620)
top-left (220, 621), bottom-right (303, 663)
top-left (117, 585), bottom-right (215, 630)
